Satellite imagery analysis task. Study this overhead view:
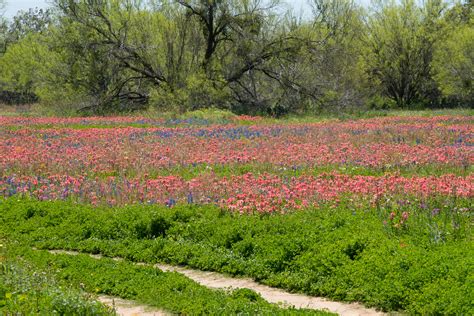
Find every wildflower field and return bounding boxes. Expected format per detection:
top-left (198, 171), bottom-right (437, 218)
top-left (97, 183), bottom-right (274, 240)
top-left (1, 113), bottom-right (473, 314)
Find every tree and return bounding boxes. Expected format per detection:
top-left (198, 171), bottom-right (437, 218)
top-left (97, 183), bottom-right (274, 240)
top-left (0, 6), bottom-right (57, 105)
top-left (221, 6), bottom-right (308, 115)
top-left (0, 0), bottom-right (7, 54)
top-left (365, 0), bottom-right (445, 107)
top-left (0, 33), bottom-right (48, 103)
top-left (302, 0), bottom-right (369, 112)
top-left (1, 0), bottom-right (469, 114)
top-left (7, 7), bottom-right (54, 43)
top-left (53, 0), bottom-right (310, 114)
top-left (176, 0), bottom-right (305, 114)
top-left (176, 0), bottom-right (279, 73)
top-left (53, 0), bottom-right (167, 112)
top-left (433, 1), bottom-right (473, 105)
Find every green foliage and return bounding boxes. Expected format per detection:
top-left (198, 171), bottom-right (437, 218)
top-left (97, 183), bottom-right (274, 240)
top-left (300, 0), bottom-right (371, 113)
top-left (0, 1), bottom-right (6, 55)
top-left (150, 72), bottom-right (232, 112)
top-left (433, 23), bottom-right (474, 102)
top-left (1, 198), bottom-right (472, 314)
top-left (0, 33), bottom-right (50, 96)
top-left (180, 108), bottom-right (237, 120)
top-left (0, 252), bottom-right (113, 314)
top-left (365, 0), bottom-right (445, 108)
top-left (7, 7), bottom-right (53, 43)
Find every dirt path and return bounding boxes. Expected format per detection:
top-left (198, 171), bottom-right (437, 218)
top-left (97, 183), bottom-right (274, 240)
top-left (98, 295), bottom-right (169, 316)
top-left (48, 249), bottom-right (385, 316)
top-left (153, 264), bottom-right (383, 316)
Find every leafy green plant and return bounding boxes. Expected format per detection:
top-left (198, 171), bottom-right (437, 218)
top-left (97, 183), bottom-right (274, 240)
top-left (0, 253), bottom-right (112, 315)
top-left (1, 198), bottom-right (472, 314)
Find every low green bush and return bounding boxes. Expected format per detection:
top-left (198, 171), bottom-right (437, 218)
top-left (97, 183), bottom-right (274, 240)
top-left (0, 250), bottom-right (112, 315)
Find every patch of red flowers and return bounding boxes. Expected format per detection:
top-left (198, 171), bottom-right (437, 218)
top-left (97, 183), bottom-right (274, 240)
top-left (1, 173), bottom-right (471, 213)
top-left (1, 116), bottom-right (472, 177)
top-left (1, 115), bottom-right (472, 213)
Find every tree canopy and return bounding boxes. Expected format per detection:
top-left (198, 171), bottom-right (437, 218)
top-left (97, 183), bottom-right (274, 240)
top-left (0, 0), bottom-right (472, 114)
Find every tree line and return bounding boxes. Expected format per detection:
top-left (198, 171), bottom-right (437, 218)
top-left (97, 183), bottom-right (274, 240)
top-left (0, 0), bottom-right (472, 115)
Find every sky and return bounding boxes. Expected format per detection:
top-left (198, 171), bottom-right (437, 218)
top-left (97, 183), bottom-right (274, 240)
top-left (4, 0), bottom-right (318, 19)
top-left (4, 0), bottom-right (51, 18)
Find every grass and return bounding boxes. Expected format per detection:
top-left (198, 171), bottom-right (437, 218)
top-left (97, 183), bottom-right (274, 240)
top-left (88, 161), bottom-right (472, 180)
top-left (4, 161), bottom-right (468, 181)
top-left (1, 197), bottom-right (472, 314)
top-left (1, 103), bottom-right (472, 121)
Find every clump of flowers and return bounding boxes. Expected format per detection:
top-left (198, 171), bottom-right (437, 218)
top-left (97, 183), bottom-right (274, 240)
top-left (384, 211), bottom-right (410, 229)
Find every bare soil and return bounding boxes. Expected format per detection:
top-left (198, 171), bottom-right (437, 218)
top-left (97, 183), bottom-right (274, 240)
top-left (98, 295), bottom-right (169, 316)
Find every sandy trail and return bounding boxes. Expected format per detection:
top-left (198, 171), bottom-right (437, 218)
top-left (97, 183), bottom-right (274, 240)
top-left (48, 249), bottom-right (385, 316)
top-left (98, 295), bottom-right (169, 316)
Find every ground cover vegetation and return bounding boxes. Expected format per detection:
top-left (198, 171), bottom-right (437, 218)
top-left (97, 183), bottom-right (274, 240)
top-left (0, 113), bottom-right (473, 314)
top-left (1, 244), bottom-right (327, 315)
top-left (0, 0), bottom-right (472, 115)
top-left (0, 244), bottom-right (114, 315)
top-left (0, 197), bottom-right (472, 314)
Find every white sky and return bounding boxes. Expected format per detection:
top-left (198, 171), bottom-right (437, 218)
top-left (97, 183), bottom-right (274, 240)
top-left (4, 0), bottom-right (51, 18)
